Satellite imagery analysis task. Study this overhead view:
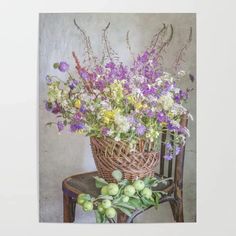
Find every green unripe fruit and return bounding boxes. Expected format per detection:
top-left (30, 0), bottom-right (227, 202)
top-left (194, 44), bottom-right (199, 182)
top-left (107, 183), bottom-right (119, 196)
top-left (101, 186), bottom-right (109, 195)
top-left (141, 187), bottom-right (152, 199)
top-left (124, 185), bottom-right (136, 197)
top-left (97, 203), bottom-right (105, 213)
top-left (77, 193), bottom-right (86, 205)
top-left (133, 180), bottom-right (145, 191)
top-left (122, 196), bottom-right (129, 203)
top-left (77, 198), bottom-right (85, 205)
top-left (102, 199), bottom-right (112, 209)
top-left (105, 207), bottom-right (117, 219)
top-left (82, 201), bottom-right (93, 212)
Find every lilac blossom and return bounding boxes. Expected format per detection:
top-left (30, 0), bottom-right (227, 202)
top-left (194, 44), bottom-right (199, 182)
top-left (69, 79), bottom-right (78, 89)
top-left (157, 112), bottom-right (166, 122)
top-left (136, 125), bottom-right (146, 136)
top-left (164, 154), bottom-right (173, 161)
top-left (80, 105), bottom-right (87, 113)
top-left (101, 127), bottom-right (110, 136)
top-left (59, 62), bottom-right (69, 72)
top-left (166, 143), bottom-right (172, 150)
top-left (51, 103), bottom-right (61, 114)
top-left (73, 112), bottom-right (82, 121)
top-left (80, 69), bottom-right (90, 80)
top-left (176, 146), bottom-right (181, 155)
top-left (57, 121), bottom-right (64, 132)
top-left (70, 123), bottom-right (85, 132)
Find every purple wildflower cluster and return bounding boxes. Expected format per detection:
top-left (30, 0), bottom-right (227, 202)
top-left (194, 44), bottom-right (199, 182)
top-left (45, 25), bottom-right (192, 155)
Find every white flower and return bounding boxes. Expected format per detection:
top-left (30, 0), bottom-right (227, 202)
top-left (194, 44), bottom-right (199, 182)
top-left (158, 94), bottom-right (174, 111)
top-left (114, 113), bottom-right (131, 132)
top-left (114, 136), bottom-right (121, 142)
top-left (104, 88), bottom-right (110, 93)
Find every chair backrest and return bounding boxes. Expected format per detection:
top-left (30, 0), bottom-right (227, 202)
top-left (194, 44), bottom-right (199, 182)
top-left (159, 114), bottom-right (188, 187)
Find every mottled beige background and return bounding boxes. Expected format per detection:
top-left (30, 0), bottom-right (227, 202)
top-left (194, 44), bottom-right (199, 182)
top-left (39, 13), bottom-right (196, 223)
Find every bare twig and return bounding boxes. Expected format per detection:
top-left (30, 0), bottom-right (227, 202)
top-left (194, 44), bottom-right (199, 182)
top-left (101, 22), bottom-right (119, 63)
top-left (173, 26), bottom-right (193, 72)
top-left (158, 24), bottom-right (174, 53)
top-left (126, 30), bottom-right (135, 61)
top-left (73, 19), bottom-right (97, 68)
top-left (149, 23), bottom-right (167, 49)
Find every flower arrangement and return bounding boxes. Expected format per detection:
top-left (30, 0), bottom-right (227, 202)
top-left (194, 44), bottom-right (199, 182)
top-left (76, 170), bottom-right (170, 223)
top-left (45, 20), bottom-right (193, 160)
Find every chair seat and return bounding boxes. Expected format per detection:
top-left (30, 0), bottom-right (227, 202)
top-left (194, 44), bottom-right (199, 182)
top-left (62, 171), bottom-right (175, 199)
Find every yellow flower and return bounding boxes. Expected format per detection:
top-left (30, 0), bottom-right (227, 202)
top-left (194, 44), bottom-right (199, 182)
top-left (134, 102), bottom-right (143, 110)
top-left (127, 95), bottom-right (135, 104)
top-left (74, 99), bottom-right (81, 109)
top-left (102, 110), bottom-right (116, 124)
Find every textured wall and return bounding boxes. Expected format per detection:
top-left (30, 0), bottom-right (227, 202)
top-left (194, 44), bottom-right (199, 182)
top-left (39, 13), bottom-right (196, 222)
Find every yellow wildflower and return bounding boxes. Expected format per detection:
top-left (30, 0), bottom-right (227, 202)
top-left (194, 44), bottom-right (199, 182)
top-left (102, 110), bottom-right (116, 124)
top-left (74, 99), bottom-right (81, 109)
top-left (134, 102), bottom-right (143, 110)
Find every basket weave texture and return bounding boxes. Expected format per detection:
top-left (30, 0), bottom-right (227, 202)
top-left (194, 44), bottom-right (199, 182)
top-left (90, 137), bottom-right (160, 182)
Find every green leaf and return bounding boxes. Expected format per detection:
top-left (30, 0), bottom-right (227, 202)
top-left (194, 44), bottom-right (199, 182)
top-left (118, 179), bottom-right (129, 186)
top-left (93, 176), bottom-right (108, 188)
top-left (143, 177), bottom-right (157, 187)
top-left (141, 197), bottom-right (155, 207)
top-left (128, 198), bottom-right (142, 208)
top-left (45, 122), bottom-right (54, 127)
top-left (97, 195), bottom-right (113, 200)
top-left (114, 202), bottom-right (136, 210)
top-left (112, 196), bottom-right (123, 205)
top-left (115, 206), bottom-right (133, 217)
top-left (112, 169), bottom-right (123, 182)
top-left (95, 210), bottom-right (102, 223)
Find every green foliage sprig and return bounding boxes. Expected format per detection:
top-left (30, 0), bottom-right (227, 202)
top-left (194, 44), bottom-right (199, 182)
top-left (76, 170), bottom-right (171, 223)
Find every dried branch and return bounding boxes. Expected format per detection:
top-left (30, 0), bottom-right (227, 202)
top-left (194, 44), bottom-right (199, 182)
top-left (149, 23), bottom-right (167, 49)
top-left (173, 26), bottom-right (193, 72)
top-left (158, 24), bottom-right (174, 53)
top-left (101, 22), bottom-right (119, 63)
top-left (73, 19), bottom-right (97, 68)
top-left (126, 30), bottom-right (135, 61)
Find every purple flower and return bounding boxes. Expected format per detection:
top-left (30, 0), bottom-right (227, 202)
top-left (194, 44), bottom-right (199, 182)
top-left (80, 69), bottom-right (90, 80)
top-left (51, 103), bottom-right (61, 114)
top-left (146, 109), bottom-right (155, 118)
top-left (157, 112), bottom-right (166, 122)
top-left (58, 61), bottom-right (69, 72)
top-left (105, 62), bottom-right (116, 70)
top-left (136, 125), bottom-right (146, 136)
top-left (164, 154), bottom-right (173, 161)
top-left (57, 121), bottom-right (64, 132)
top-left (80, 105), bottom-right (87, 113)
top-left (127, 115), bottom-right (137, 125)
top-left (45, 76), bottom-right (52, 84)
top-left (176, 146), bottom-right (181, 155)
top-left (138, 51), bottom-right (149, 63)
top-left (73, 112), bottom-right (82, 121)
top-left (166, 143), bottom-right (172, 150)
top-left (101, 127), bottom-right (110, 136)
top-left (167, 121), bottom-right (179, 131)
top-left (95, 80), bottom-right (105, 91)
top-left (45, 101), bottom-right (52, 111)
top-left (70, 123), bottom-right (85, 132)
top-left (69, 79), bottom-right (78, 89)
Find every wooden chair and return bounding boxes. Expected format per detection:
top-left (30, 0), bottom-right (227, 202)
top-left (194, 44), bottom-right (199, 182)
top-left (62, 115), bottom-right (188, 223)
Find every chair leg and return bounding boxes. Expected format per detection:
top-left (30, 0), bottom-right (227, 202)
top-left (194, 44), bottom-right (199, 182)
top-left (63, 193), bottom-right (76, 222)
top-left (175, 199), bottom-right (184, 222)
top-left (117, 212), bottom-right (129, 223)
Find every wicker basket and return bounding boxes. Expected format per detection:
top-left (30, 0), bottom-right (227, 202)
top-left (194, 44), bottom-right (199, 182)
top-left (90, 137), bottom-right (160, 182)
